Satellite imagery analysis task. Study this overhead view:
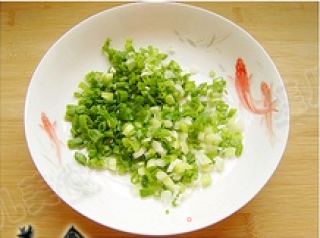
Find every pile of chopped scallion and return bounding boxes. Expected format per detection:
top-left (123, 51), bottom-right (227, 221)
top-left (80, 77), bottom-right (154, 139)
top-left (65, 38), bottom-right (244, 206)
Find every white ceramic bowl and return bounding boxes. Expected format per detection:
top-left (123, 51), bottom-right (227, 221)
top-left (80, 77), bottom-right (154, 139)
top-left (25, 3), bottom-right (289, 236)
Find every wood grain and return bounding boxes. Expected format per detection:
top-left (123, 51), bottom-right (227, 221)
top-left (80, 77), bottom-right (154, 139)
top-left (0, 2), bottom-right (318, 238)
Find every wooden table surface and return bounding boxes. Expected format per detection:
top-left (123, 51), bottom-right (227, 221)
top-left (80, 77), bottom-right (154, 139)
top-left (0, 2), bottom-right (318, 238)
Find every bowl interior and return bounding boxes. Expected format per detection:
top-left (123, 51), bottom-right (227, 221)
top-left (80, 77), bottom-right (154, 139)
top-left (25, 3), bottom-right (289, 235)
